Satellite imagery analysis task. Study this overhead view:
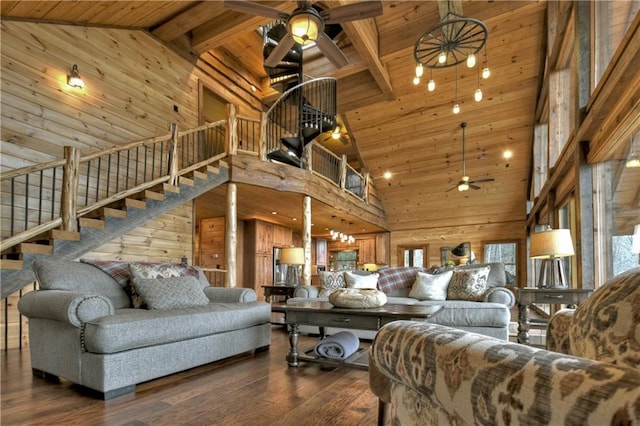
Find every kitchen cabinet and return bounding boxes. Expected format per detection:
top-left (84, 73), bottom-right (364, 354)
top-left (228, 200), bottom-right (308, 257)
top-left (357, 238), bottom-right (376, 264)
top-left (273, 225), bottom-right (292, 247)
top-left (375, 233), bottom-right (390, 265)
top-left (255, 222), bottom-right (274, 255)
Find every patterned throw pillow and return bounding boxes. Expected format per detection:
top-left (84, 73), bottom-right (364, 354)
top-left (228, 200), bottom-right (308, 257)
top-left (344, 271), bottom-right (379, 289)
top-left (131, 276), bottom-right (209, 310)
top-left (318, 271), bottom-right (346, 297)
top-left (409, 270), bottom-right (453, 301)
top-left (447, 266), bottom-right (491, 301)
top-left (128, 262), bottom-right (202, 308)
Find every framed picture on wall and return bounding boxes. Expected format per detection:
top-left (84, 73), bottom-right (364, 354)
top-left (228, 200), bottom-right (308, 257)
top-left (441, 242), bottom-right (471, 266)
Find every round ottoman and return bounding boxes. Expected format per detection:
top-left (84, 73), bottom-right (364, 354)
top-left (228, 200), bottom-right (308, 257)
top-left (328, 288), bottom-right (387, 308)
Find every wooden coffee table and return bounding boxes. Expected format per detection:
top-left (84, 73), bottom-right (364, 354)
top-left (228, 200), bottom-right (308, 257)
top-left (271, 301), bottom-right (443, 370)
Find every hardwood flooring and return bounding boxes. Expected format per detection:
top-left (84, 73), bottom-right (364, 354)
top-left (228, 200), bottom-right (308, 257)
top-left (1, 326), bottom-right (378, 425)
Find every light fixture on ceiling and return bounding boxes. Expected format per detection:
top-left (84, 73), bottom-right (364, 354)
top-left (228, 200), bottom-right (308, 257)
top-left (329, 216), bottom-right (354, 243)
top-left (288, 8), bottom-right (322, 45)
top-left (332, 126), bottom-right (341, 140)
top-left (67, 64), bottom-right (85, 89)
top-left (413, 1), bottom-right (490, 114)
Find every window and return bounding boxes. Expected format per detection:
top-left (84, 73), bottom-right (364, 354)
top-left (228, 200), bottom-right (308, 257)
top-left (398, 245), bottom-right (428, 268)
top-left (558, 198), bottom-right (576, 287)
top-left (484, 241), bottom-right (517, 285)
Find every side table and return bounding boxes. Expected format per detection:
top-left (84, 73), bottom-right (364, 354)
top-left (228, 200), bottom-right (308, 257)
top-left (262, 285), bottom-right (296, 303)
top-left (516, 287), bottom-right (593, 345)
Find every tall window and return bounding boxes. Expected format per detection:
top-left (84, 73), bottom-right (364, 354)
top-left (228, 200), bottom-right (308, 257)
top-left (558, 199), bottom-right (576, 287)
top-left (398, 245), bottom-right (428, 268)
top-left (484, 241), bottom-right (517, 285)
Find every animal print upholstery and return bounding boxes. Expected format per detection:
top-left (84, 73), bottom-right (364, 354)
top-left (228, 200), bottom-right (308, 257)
top-left (547, 267), bottom-right (640, 368)
top-left (370, 320), bottom-right (640, 425)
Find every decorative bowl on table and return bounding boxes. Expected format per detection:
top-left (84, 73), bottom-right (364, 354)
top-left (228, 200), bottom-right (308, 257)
top-left (328, 288), bottom-right (387, 308)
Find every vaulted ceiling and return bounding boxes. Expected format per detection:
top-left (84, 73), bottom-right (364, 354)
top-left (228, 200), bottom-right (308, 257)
top-left (1, 1), bottom-right (551, 236)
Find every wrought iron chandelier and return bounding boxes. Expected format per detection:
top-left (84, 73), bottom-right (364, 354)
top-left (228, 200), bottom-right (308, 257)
top-left (413, 2), bottom-right (490, 114)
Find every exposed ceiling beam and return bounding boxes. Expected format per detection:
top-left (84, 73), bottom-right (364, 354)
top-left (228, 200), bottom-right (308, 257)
top-left (151, 2), bottom-right (228, 42)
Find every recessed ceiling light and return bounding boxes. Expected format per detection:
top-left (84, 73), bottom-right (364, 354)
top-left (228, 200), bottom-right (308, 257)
top-left (383, 171), bottom-right (392, 179)
top-left (292, 217), bottom-right (298, 221)
top-left (271, 211), bottom-right (278, 215)
top-left (503, 149), bottom-right (513, 160)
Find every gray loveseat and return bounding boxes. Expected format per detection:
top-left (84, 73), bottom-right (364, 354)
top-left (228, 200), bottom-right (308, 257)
top-left (289, 263), bottom-right (514, 340)
top-left (18, 258), bottom-right (271, 399)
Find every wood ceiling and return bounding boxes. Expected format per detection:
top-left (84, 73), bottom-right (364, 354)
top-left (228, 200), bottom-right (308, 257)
top-left (4, 1), bottom-right (630, 238)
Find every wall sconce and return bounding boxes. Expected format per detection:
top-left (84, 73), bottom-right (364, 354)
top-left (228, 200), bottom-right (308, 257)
top-left (67, 64), bottom-right (85, 89)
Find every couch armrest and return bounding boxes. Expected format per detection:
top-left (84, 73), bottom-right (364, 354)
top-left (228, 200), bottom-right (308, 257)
top-left (483, 286), bottom-right (515, 307)
top-left (371, 320), bottom-right (640, 425)
top-left (292, 285), bottom-right (320, 298)
top-left (203, 287), bottom-right (257, 303)
top-left (546, 308), bottom-right (574, 354)
top-left (18, 290), bottom-right (114, 327)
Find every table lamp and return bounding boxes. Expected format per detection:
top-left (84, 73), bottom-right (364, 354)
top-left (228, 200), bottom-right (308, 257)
top-left (530, 228), bottom-right (575, 288)
top-left (280, 247), bottom-right (304, 287)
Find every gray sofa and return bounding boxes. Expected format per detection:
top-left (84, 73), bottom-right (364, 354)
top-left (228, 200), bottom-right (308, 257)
top-left (289, 263), bottom-right (514, 340)
top-left (18, 258), bottom-right (271, 399)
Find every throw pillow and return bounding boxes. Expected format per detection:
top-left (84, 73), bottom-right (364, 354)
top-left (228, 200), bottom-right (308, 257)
top-left (409, 270), bottom-right (453, 301)
top-left (318, 271), bottom-right (346, 297)
top-left (131, 276), bottom-right (209, 310)
top-left (344, 271), bottom-right (379, 289)
top-left (128, 262), bottom-right (203, 308)
top-left (447, 266), bottom-right (491, 301)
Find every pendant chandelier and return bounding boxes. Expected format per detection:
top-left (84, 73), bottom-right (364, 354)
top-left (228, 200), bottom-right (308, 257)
top-left (329, 216), bottom-right (355, 244)
top-left (412, 1), bottom-right (490, 114)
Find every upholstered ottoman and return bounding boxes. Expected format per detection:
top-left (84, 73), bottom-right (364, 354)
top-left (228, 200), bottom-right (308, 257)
top-left (328, 288), bottom-right (387, 308)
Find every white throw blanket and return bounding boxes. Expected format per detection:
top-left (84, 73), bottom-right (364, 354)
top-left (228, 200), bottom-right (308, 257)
top-left (313, 331), bottom-right (360, 360)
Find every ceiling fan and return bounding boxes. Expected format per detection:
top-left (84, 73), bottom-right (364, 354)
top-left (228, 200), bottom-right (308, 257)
top-left (224, 0), bottom-right (383, 68)
top-left (447, 122), bottom-right (495, 192)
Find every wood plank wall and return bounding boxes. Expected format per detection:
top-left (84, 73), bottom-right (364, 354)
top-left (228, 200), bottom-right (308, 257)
top-left (390, 221), bottom-right (528, 285)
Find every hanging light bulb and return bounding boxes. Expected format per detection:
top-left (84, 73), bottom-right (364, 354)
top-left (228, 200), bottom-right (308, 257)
top-left (453, 103), bottom-right (460, 114)
top-left (427, 79), bottom-right (435, 92)
top-left (482, 67), bottom-right (491, 79)
top-left (415, 63), bottom-right (424, 77)
top-left (474, 88), bottom-right (483, 102)
top-left (466, 53), bottom-right (476, 68)
top-left (452, 66), bottom-right (460, 114)
top-left (438, 51), bottom-right (447, 64)
top-left (412, 75), bottom-right (420, 85)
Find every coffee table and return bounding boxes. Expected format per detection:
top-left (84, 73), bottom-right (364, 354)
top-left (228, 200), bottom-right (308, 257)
top-left (271, 301), bottom-right (443, 370)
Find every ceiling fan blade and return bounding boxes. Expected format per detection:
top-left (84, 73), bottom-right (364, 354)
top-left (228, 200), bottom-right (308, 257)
top-left (315, 33), bottom-right (349, 68)
top-left (321, 1), bottom-right (383, 24)
top-left (469, 184), bottom-right (481, 190)
top-left (470, 178), bottom-right (495, 184)
top-left (446, 184), bottom-right (459, 193)
top-left (264, 33), bottom-right (296, 67)
top-left (224, 1), bottom-right (287, 19)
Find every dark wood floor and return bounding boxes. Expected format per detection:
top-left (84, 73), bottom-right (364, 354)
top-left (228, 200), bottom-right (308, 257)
top-left (1, 326), bottom-right (378, 425)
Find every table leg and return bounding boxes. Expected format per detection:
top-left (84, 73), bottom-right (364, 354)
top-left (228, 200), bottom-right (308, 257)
top-left (517, 302), bottom-right (530, 344)
top-left (377, 400), bottom-right (387, 426)
top-left (286, 323), bottom-right (300, 367)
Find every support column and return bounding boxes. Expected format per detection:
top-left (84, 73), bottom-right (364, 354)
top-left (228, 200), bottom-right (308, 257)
top-left (302, 196), bottom-right (312, 285)
top-left (225, 183), bottom-right (237, 288)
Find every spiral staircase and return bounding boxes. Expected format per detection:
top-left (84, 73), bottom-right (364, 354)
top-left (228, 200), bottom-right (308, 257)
top-left (262, 22), bottom-right (337, 167)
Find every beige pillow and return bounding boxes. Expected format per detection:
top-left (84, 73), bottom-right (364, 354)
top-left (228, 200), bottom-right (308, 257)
top-left (409, 270), bottom-right (453, 301)
top-left (345, 271), bottom-right (379, 289)
top-left (318, 271), bottom-right (346, 297)
top-left (447, 266), bottom-right (491, 301)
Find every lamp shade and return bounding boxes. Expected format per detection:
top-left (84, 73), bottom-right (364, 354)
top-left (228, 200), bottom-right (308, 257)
top-left (280, 247), bottom-right (304, 265)
top-left (363, 263), bottom-right (378, 272)
top-left (632, 224), bottom-right (640, 254)
top-left (288, 11), bottom-right (321, 45)
top-left (530, 229), bottom-right (575, 259)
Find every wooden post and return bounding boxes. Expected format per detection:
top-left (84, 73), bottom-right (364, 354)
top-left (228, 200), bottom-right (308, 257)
top-left (259, 111), bottom-right (267, 161)
top-left (61, 146), bottom-right (80, 232)
top-left (226, 103), bottom-right (238, 156)
top-left (363, 172), bottom-right (370, 203)
top-left (303, 195), bottom-right (312, 285)
top-left (225, 182), bottom-right (237, 288)
top-left (168, 123), bottom-right (179, 187)
top-left (340, 154), bottom-right (348, 190)
top-left (304, 142), bottom-right (313, 171)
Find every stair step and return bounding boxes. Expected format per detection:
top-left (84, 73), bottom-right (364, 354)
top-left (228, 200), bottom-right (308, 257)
top-left (102, 207), bottom-right (127, 219)
top-left (18, 243), bottom-right (53, 255)
top-left (125, 198), bottom-right (147, 210)
top-left (193, 170), bottom-right (208, 181)
top-left (48, 229), bottom-right (81, 241)
top-left (207, 165), bottom-right (220, 174)
top-left (179, 176), bottom-right (194, 187)
top-left (143, 190), bottom-right (164, 201)
top-left (163, 183), bottom-right (180, 193)
top-left (79, 217), bottom-right (105, 229)
top-left (0, 259), bottom-right (23, 270)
